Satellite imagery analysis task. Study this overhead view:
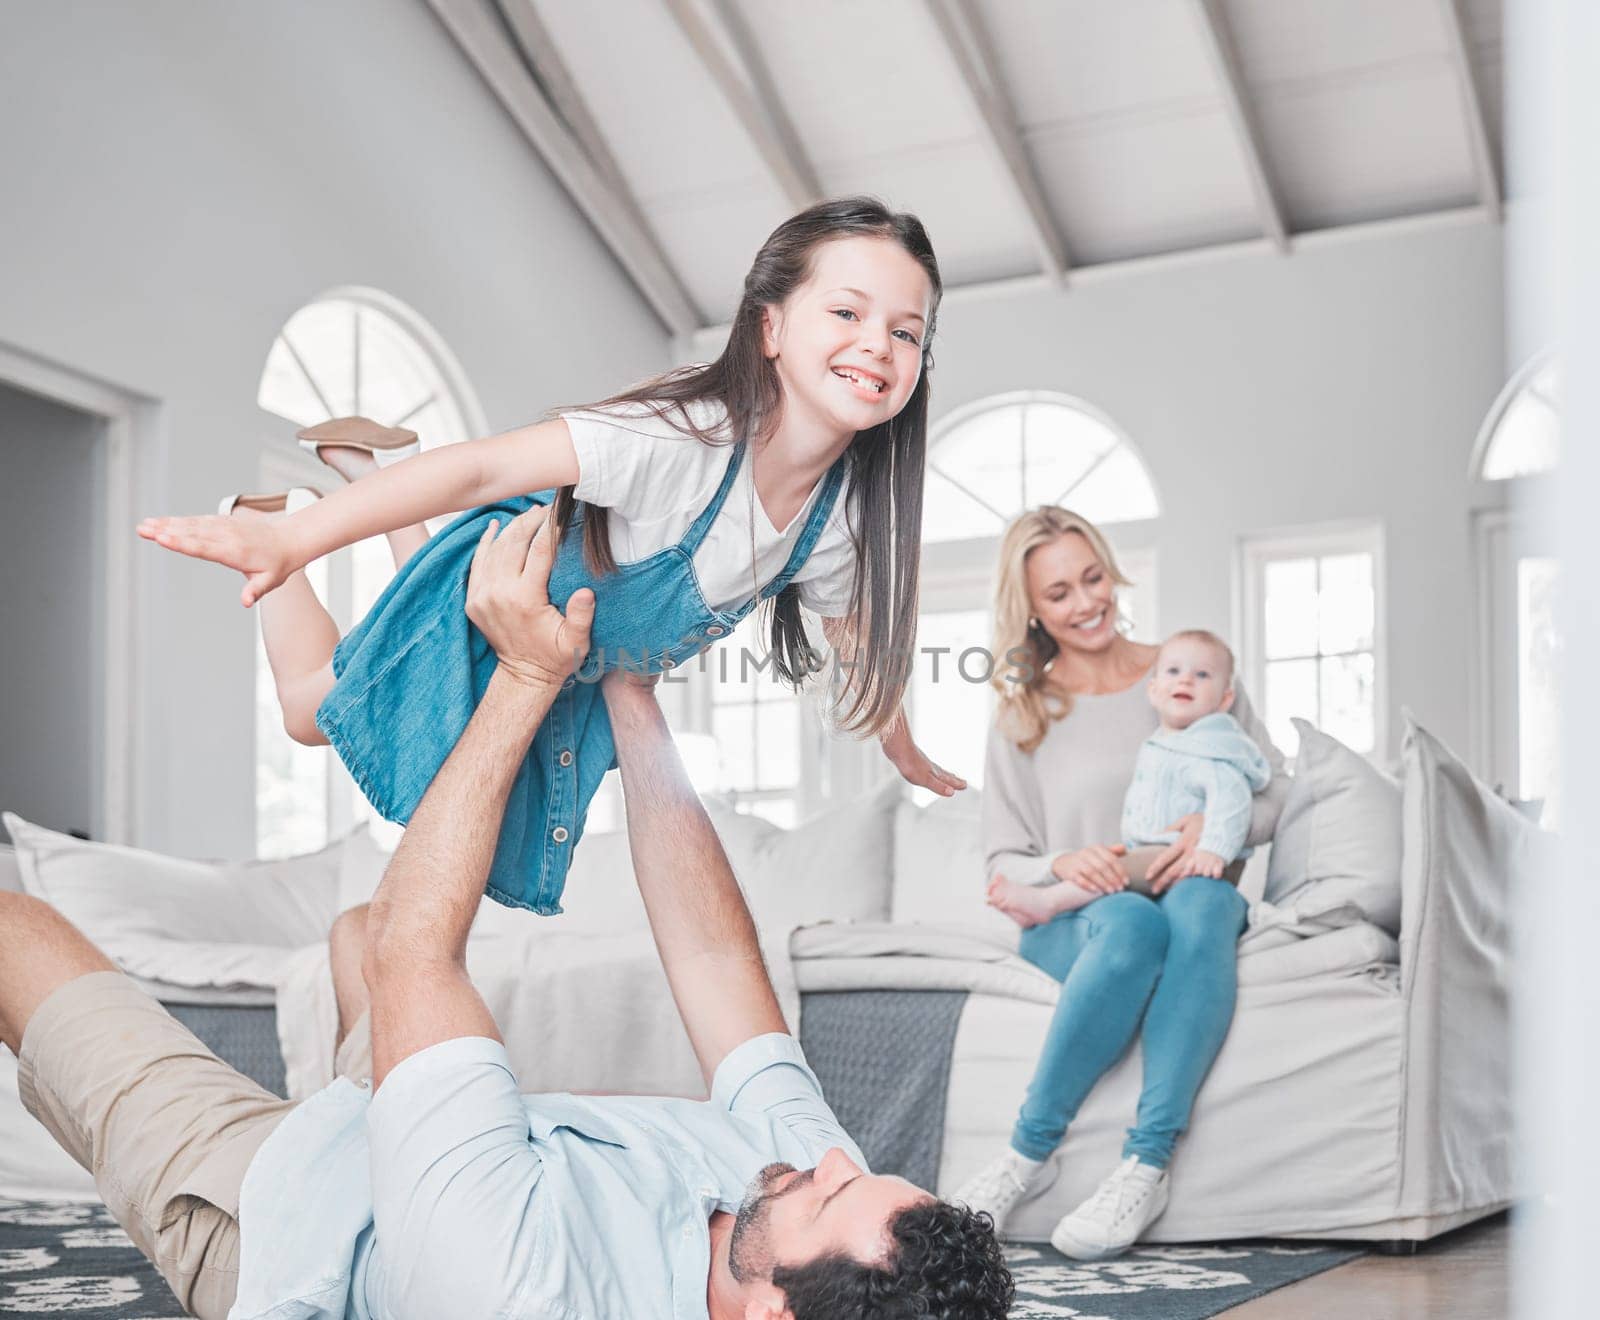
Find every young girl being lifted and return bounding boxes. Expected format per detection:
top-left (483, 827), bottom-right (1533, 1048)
top-left (140, 197), bottom-right (965, 914)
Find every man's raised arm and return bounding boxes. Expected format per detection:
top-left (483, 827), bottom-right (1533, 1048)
top-left (363, 508), bottom-right (593, 1089)
top-left (602, 677), bottom-right (788, 1089)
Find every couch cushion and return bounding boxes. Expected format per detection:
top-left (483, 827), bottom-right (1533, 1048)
top-left (2, 812), bottom-right (343, 970)
top-left (1264, 719), bottom-right (1403, 933)
top-left (708, 780), bottom-right (899, 930)
top-left (890, 791), bottom-right (1021, 948)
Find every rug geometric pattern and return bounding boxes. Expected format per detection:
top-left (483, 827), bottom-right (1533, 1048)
top-left (1004, 1239), bottom-right (1363, 1318)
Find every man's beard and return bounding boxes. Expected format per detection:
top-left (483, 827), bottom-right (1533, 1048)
top-left (727, 1162), bottom-right (813, 1283)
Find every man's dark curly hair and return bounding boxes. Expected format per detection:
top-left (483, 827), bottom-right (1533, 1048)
top-left (770, 1199), bottom-right (1013, 1319)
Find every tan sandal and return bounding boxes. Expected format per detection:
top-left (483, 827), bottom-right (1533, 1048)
top-left (218, 486), bottom-right (322, 516)
top-left (297, 416), bottom-right (420, 468)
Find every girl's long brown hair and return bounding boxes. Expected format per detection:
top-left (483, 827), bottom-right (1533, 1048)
top-left (552, 196), bottom-right (942, 736)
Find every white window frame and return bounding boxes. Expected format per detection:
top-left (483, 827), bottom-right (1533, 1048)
top-left (663, 615), bottom-right (829, 822)
top-left (253, 289), bottom-right (485, 856)
top-left (1236, 521), bottom-right (1388, 761)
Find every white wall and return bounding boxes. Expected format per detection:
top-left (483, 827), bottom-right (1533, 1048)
top-left (923, 215), bottom-right (1506, 763)
top-left (0, 3), bottom-right (670, 856)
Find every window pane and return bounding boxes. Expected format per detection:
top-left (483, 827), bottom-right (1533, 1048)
top-left (1483, 359), bottom-right (1561, 480)
top-left (1263, 559), bottom-right (1318, 659)
top-left (910, 609), bottom-right (993, 802)
top-left (754, 702), bottom-right (800, 790)
top-left (258, 336), bottom-right (332, 427)
top-left (1060, 444), bottom-right (1161, 524)
top-left (1263, 658), bottom-right (1317, 758)
top-left (1022, 403), bottom-right (1115, 509)
top-left (1319, 652), bottom-right (1376, 754)
top-left (712, 702), bottom-right (756, 791)
top-left (1317, 553), bottom-right (1374, 654)
top-left (1518, 556), bottom-right (1562, 826)
top-left (922, 467), bottom-right (1004, 543)
top-left (928, 403), bottom-right (1026, 516)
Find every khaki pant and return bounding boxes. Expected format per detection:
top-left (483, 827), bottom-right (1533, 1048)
top-left (18, 971), bottom-right (372, 1320)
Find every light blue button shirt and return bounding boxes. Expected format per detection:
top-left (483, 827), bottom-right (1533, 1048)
top-left (229, 1033), bottom-right (864, 1320)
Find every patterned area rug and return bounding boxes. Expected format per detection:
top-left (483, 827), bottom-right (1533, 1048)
top-left (1003, 1240), bottom-right (1362, 1317)
top-left (0, 1199), bottom-right (1359, 1318)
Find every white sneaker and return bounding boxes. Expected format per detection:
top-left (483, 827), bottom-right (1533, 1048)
top-left (951, 1150), bottom-right (1056, 1237)
top-left (1049, 1157), bottom-right (1170, 1261)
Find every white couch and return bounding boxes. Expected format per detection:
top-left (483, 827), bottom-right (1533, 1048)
top-left (1, 716), bottom-right (1539, 1246)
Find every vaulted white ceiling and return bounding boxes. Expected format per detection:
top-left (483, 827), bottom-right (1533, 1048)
top-left (429, 0), bottom-right (1503, 334)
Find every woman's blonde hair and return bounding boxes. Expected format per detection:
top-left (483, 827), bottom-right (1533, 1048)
top-left (990, 507), bottom-right (1132, 753)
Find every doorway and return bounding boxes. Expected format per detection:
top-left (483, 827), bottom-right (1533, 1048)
top-left (0, 384), bottom-right (106, 841)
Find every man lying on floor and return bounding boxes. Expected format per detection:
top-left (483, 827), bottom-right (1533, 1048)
top-left (0, 506), bottom-right (1011, 1320)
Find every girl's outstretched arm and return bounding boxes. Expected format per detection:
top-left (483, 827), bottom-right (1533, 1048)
top-left (820, 612), bottom-right (968, 798)
top-left (138, 418), bottom-right (581, 606)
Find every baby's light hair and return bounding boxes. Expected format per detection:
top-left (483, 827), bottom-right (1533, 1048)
top-left (1159, 629), bottom-right (1236, 686)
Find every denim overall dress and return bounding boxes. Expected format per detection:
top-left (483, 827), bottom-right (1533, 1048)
top-left (315, 441), bottom-right (847, 913)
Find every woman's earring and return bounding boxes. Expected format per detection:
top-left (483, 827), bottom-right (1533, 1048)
top-left (1028, 616), bottom-right (1040, 630)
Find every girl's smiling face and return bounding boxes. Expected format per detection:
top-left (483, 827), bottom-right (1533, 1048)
top-left (762, 235), bottom-right (933, 435)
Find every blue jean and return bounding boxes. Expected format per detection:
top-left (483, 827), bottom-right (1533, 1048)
top-left (1010, 877), bottom-right (1248, 1169)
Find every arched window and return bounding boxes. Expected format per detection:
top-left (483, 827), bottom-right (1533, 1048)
top-left (258, 288), bottom-right (484, 447)
top-left (922, 391), bottom-right (1160, 543)
top-left (254, 289), bottom-right (484, 858)
top-left (1472, 351), bottom-right (1560, 481)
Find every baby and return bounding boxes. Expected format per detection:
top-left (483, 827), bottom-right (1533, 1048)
top-left (987, 629), bottom-right (1269, 925)
top-left (1119, 629), bottom-right (1270, 884)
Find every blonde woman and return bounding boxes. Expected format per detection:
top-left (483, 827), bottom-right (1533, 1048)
top-left (954, 508), bottom-right (1287, 1259)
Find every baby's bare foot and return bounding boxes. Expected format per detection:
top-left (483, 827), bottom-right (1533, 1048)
top-left (985, 876), bottom-right (1057, 929)
top-left (312, 444), bottom-right (380, 484)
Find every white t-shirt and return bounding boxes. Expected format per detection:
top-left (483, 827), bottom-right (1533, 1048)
top-left (561, 398), bottom-right (858, 616)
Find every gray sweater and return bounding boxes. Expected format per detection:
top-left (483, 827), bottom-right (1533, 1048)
top-left (982, 674), bottom-right (1289, 887)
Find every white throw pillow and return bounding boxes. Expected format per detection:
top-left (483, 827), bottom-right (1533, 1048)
top-left (3, 812), bottom-right (344, 964)
top-left (0, 843), bottom-right (20, 894)
top-left (335, 823), bottom-right (395, 913)
top-left (707, 780), bottom-right (899, 931)
top-left (1264, 720), bottom-right (1404, 934)
top-left (890, 791), bottom-right (1022, 949)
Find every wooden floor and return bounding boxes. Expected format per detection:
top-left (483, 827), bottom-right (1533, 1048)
top-left (1221, 1215), bottom-right (1510, 1319)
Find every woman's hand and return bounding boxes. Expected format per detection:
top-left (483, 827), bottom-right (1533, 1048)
top-left (1147, 813), bottom-right (1204, 895)
top-left (1051, 844), bottom-right (1129, 895)
top-left (137, 511), bottom-right (303, 608)
top-left (879, 712), bottom-right (967, 797)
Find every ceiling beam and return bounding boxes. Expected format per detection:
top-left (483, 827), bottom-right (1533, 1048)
top-left (428, 0), bottom-right (704, 335)
top-left (663, 0), bottom-right (821, 211)
top-left (495, 0), bottom-right (632, 206)
top-left (1436, 0), bottom-right (1504, 222)
top-left (925, 0), bottom-right (1070, 281)
top-left (1192, 0), bottom-right (1290, 253)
